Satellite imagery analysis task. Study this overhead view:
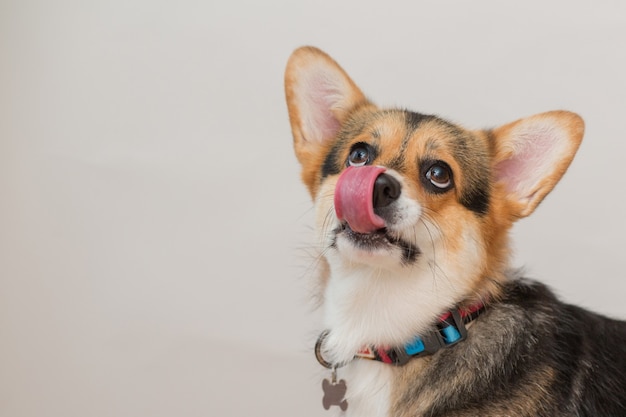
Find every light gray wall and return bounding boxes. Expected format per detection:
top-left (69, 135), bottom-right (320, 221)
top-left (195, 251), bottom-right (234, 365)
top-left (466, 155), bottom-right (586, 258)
top-left (2, 1), bottom-right (625, 416)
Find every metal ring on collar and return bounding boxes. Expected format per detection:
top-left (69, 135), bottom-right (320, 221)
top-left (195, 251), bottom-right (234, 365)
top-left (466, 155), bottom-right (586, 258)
top-left (314, 330), bottom-right (353, 369)
top-left (314, 330), bottom-right (334, 369)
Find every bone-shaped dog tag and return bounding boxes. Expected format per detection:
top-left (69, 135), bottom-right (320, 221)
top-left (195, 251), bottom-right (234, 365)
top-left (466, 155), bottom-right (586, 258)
top-left (322, 367), bottom-right (348, 411)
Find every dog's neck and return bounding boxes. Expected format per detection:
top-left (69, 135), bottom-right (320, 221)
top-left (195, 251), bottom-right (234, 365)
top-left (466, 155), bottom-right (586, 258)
top-left (317, 301), bottom-right (486, 369)
top-left (321, 258), bottom-right (490, 365)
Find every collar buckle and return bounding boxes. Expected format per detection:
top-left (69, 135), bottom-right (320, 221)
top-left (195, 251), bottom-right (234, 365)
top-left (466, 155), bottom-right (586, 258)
top-left (437, 309), bottom-right (468, 347)
top-left (400, 308), bottom-right (470, 363)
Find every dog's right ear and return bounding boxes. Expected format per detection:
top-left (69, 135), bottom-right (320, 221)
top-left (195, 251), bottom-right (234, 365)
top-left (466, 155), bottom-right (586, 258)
top-left (490, 111), bottom-right (584, 219)
top-left (285, 47), bottom-right (369, 196)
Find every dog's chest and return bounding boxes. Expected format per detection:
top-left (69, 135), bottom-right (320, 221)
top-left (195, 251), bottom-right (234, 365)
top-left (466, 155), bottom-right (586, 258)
top-left (332, 360), bottom-right (394, 417)
top-left (328, 360), bottom-right (438, 417)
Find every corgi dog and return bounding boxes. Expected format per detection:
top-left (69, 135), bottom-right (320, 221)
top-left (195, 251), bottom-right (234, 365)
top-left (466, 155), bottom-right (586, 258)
top-left (284, 46), bottom-right (626, 417)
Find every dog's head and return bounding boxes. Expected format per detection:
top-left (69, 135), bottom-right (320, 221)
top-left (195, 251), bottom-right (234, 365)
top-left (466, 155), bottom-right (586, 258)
top-left (285, 46), bottom-right (583, 353)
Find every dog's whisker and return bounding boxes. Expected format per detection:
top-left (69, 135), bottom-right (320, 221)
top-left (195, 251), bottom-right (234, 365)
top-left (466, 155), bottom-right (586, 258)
top-left (418, 214), bottom-right (440, 286)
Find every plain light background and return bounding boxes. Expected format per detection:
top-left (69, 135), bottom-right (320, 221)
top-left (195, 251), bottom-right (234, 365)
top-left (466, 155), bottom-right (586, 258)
top-left (2, 1), bottom-right (625, 416)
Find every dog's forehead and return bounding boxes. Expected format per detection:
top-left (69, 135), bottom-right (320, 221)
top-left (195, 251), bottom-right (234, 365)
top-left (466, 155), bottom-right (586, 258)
top-left (345, 109), bottom-right (489, 168)
top-left (324, 109), bottom-right (490, 171)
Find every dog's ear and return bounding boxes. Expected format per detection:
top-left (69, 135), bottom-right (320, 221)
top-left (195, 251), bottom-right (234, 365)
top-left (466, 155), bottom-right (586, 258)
top-left (490, 111), bottom-right (584, 218)
top-left (285, 47), bottom-right (367, 158)
top-left (285, 47), bottom-right (369, 194)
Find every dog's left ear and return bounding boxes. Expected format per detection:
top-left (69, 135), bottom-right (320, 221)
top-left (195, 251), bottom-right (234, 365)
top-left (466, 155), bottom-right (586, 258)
top-left (491, 111), bottom-right (584, 218)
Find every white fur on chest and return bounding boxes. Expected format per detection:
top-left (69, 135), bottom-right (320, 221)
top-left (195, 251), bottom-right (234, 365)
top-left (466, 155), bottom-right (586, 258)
top-left (322, 254), bottom-right (476, 365)
top-left (330, 360), bottom-right (394, 417)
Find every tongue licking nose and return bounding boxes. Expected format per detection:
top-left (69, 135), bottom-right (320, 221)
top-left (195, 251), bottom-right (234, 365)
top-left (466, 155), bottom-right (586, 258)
top-left (334, 166), bottom-right (391, 234)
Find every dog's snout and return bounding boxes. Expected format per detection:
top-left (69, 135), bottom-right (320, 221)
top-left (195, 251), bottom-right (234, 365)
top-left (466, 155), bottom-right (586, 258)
top-left (373, 173), bottom-right (401, 209)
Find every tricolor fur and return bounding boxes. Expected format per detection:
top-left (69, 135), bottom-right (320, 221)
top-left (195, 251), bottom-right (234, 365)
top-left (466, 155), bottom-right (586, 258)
top-left (285, 46), bottom-right (626, 416)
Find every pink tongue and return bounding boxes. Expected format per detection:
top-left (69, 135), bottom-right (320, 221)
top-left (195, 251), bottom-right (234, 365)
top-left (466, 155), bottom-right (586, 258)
top-left (334, 166), bottom-right (387, 234)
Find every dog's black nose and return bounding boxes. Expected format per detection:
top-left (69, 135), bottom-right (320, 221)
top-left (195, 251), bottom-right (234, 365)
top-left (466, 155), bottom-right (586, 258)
top-left (373, 173), bottom-right (401, 209)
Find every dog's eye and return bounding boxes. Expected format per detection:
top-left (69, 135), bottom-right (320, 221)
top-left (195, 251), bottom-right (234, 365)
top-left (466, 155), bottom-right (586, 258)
top-left (347, 143), bottom-right (371, 167)
top-left (425, 162), bottom-right (453, 190)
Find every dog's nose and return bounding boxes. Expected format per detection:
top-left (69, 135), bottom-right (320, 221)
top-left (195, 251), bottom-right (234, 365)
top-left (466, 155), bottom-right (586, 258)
top-left (373, 173), bottom-right (401, 209)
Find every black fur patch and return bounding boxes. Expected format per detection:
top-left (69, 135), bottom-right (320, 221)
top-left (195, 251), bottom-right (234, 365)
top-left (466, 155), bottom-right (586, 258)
top-left (405, 111), bottom-right (431, 132)
top-left (460, 185), bottom-right (490, 215)
top-left (449, 127), bottom-right (491, 216)
top-left (321, 142), bottom-right (344, 178)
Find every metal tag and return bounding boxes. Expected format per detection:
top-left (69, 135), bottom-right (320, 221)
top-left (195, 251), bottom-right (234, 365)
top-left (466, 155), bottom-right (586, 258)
top-left (322, 367), bottom-right (348, 411)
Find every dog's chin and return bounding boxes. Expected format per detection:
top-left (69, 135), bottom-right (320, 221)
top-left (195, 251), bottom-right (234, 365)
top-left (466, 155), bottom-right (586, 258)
top-left (333, 224), bottom-right (420, 268)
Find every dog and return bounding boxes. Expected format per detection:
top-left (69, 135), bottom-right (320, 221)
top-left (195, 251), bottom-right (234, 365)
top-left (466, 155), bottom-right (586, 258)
top-left (284, 46), bottom-right (626, 417)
